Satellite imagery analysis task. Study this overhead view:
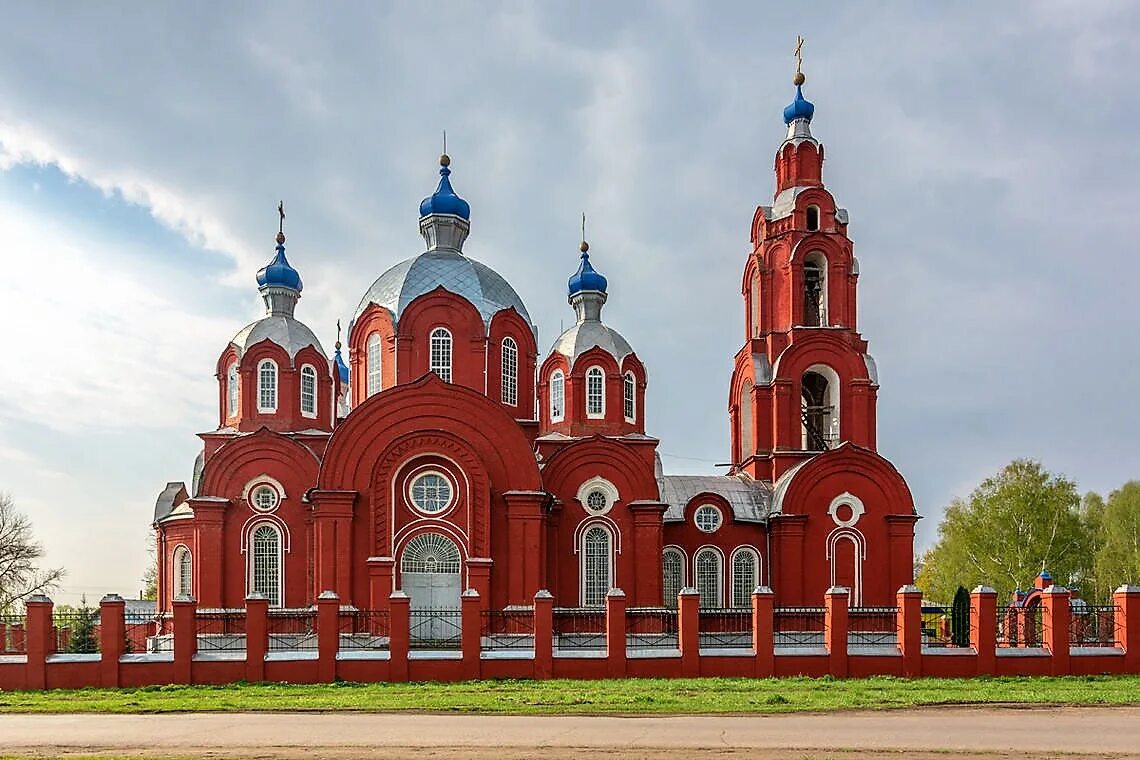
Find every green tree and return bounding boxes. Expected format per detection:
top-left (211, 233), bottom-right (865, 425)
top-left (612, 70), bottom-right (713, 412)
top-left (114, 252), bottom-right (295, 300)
top-left (917, 459), bottom-right (1093, 603)
top-left (55, 596), bottom-right (99, 653)
top-left (1092, 481), bottom-right (1140, 600)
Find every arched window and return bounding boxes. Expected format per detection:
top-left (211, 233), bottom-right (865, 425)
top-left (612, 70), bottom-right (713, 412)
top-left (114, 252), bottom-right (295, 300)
top-left (429, 327), bottom-right (452, 383)
top-left (226, 362), bottom-right (239, 417)
top-left (366, 332), bottom-right (382, 398)
top-left (806, 205), bottom-right (820, 232)
top-left (695, 548), bottom-right (722, 609)
top-left (581, 525), bottom-right (612, 607)
top-left (623, 372), bottom-right (636, 423)
top-left (801, 366), bottom-right (839, 450)
top-left (257, 360), bottom-right (277, 412)
top-left (750, 273), bottom-right (762, 338)
top-left (401, 532), bottom-right (462, 574)
top-left (803, 251), bottom-right (828, 327)
top-left (739, 378), bottom-right (754, 459)
top-left (549, 370), bottom-right (565, 422)
top-left (300, 365), bottom-right (317, 417)
top-left (662, 548), bottom-right (684, 608)
top-left (731, 547), bottom-right (760, 608)
top-left (501, 337), bottom-right (518, 406)
top-left (586, 366), bottom-right (605, 418)
top-left (173, 546), bottom-right (192, 599)
top-left (250, 524), bottom-right (282, 606)
top-left (828, 530), bottom-right (864, 606)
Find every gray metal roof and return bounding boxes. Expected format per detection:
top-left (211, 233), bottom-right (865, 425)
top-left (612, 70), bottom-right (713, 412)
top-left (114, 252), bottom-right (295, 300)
top-left (230, 316), bottom-right (325, 363)
top-left (658, 474), bottom-right (773, 523)
top-left (353, 249), bottom-right (534, 333)
top-left (153, 481), bottom-right (187, 523)
top-left (550, 320), bottom-right (634, 368)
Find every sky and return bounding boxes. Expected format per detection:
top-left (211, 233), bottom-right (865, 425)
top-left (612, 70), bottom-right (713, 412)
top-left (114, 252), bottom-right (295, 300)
top-left (0, 1), bottom-right (1139, 605)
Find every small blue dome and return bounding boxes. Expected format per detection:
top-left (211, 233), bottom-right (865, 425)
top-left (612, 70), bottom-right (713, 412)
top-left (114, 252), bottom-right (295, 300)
top-left (333, 345), bottom-right (349, 384)
top-left (782, 85), bottom-right (815, 125)
top-left (568, 250), bottom-right (607, 296)
top-left (256, 240), bottom-right (303, 292)
top-left (419, 160), bottom-right (470, 220)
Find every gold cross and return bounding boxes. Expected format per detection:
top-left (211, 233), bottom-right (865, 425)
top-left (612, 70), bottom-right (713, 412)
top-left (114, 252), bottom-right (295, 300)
top-left (794, 36), bottom-right (804, 74)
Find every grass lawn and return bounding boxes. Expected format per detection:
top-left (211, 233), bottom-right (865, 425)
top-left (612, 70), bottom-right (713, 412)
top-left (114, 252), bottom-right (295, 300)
top-left (1, 675), bottom-right (1139, 715)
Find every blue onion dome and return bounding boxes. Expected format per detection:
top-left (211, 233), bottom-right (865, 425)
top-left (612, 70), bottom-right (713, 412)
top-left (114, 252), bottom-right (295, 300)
top-left (256, 232), bottom-right (303, 292)
top-left (419, 154), bottom-right (470, 220)
top-left (782, 82), bottom-right (815, 125)
top-left (333, 340), bottom-right (349, 383)
top-left (567, 241), bottom-right (608, 296)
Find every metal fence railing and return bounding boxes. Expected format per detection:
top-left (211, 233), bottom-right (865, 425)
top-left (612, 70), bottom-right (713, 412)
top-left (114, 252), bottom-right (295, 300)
top-left (481, 609), bottom-right (535, 651)
top-left (125, 615), bottom-right (164, 653)
top-left (53, 611), bottom-right (101, 653)
top-left (920, 604), bottom-right (972, 647)
top-left (1070, 605), bottom-right (1121, 647)
top-left (698, 609), bottom-right (753, 649)
top-left (626, 607), bottom-right (678, 650)
top-left (267, 610), bottom-right (318, 651)
top-left (848, 607), bottom-right (898, 648)
top-left (774, 607), bottom-right (826, 647)
top-left (339, 610), bottom-right (391, 651)
top-left (0, 613), bottom-right (27, 654)
top-left (997, 605), bottom-right (1044, 648)
top-left (195, 611), bottom-right (246, 653)
top-left (553, 607), bottom-right (606, 651)
top-left (409, 608), bottom-right (461, 650)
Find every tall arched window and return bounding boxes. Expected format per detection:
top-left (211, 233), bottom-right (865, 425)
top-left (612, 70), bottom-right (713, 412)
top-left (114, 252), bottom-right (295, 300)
top-left (173, 546), bottom-right (192, 600)
top-left (501, 337), bottom-right (518, 406)
top-left (731, 547), bottom-right (759, 608)
top-left (550, 370), bottom-right (565, 422)
top-left (257, 360), bottom-right (277, 413)
top-left (226, 362), bottom-right (239, 417)
top-left (803, 251), bottom-right (828, 327)
top-left (662, 548), bottom-right (684, 608)
top-left (300, 365), bottom-right (317, 417)
top-left (250, 524), bottom-right (282, 606)
top-left (806, 205), bottom-right (820, 232)
top-left (581, 525), bottom-right (612, 607)
top-left (739, 379), bottom-right (754, 459)
top-left (623, 372), bottom-right (636, 423)
top-left (801, 366), bottom-right (839, 450)
top-left (695, 548), bottom-right (722, 609)
top-left (429, 327), bottom-right (452, 383)
top-left (751, 273), bottom-right (762, 338)
top-left (586, 366), bottom-right (605, 418)
top-left (366, 332), bottom-right (382, 397)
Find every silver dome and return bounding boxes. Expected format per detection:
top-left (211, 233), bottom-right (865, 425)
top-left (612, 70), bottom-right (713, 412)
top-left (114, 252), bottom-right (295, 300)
top-left (230, 316), bottom-right (325, 363)
top-left (550, 319), bottom-right (633, 368)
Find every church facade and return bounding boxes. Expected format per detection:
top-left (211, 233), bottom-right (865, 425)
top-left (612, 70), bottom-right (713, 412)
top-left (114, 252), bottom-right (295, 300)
top-left (152, 76), bottom-right (918, 621)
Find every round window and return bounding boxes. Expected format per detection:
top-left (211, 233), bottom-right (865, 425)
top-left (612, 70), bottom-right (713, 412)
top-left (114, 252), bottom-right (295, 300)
top-left (409, 472), bottom-right (453, 514)
top-left (251, 485), bottom-right (279, 512)
top-left (694, 505), bottom-right (722, 533)
top-left (585, 490), bottom-right (608, 513)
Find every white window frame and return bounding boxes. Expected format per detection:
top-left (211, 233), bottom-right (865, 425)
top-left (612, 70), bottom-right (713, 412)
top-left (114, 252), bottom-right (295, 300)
top-left (580, 524), bottom-right (613, 608)
top-left (407, 470), bottom-right (455, 515)
top-left (585, 366), bottom-right (605, 419)
top-left (623, 371), bottom-right (636, 423)
top-left (226, 362), bottom-right (239, 417)
top-left (575, 476), bottom-right (619, 516)
top-left (300, 364), bottom-right (317, 418)
top-left (429, 327), bottom-right (452, 383)
top-left (366, 332), bottom-right (383, 398)
top-left (172, 545), bottom-right (192, 600)
top-left (694, 504), bottom-right (723, 533)
top-left (250, 483), bottom-right (280, 512)
top-left (730, 546), bottom-right (760, 608)
top-left (257, 359), bottom-right (278, 413)
top-left (549, 370), bottom-right (565, 422)
top-left (248, 523), bottom-right (283, 607)
top-left (694, 547), bottom-right (723, 609)
top-left (501, 337), bottom-right (518, 407)
top-left (662, 547), bottom-right (686, 609)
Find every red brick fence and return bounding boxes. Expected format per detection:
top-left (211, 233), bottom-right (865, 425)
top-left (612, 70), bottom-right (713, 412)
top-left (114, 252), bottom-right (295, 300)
top-left (2, 584), bottom-right (1139, 690)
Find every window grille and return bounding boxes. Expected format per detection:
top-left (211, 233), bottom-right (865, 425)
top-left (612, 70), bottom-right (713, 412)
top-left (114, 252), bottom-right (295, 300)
top-left (586, 367), bottom-right (604, 417)
top-left (227, 363), bottom-right (238, 416)
top-left (585, 490), bottom-right (607, 513)
top-left (550, 371), bottom-right (565, 421)
top-left (731, 548), bottom-right (758, 608)
top-left (300, 365), bottom-right (317, 415)
top-left (429, 328), bottom-right (452, 382)
top-left (251, 525), bottom-right (281, 606)
top-left (174, 547), bottom-right (192, 598)
top-left (401, 532), bottom-right (461, 573)
top-left (662, 550), bottom-right (683, 608)
top-left (258, 360), bottom-right (277, 411)
top-left (582, 526), bottom-right (611, 607)
top-left (501, 337), bottom-right (518, 406)
top-left (252, 485), bottom-right (279, 511)
top-left (695, 548), bottom-right (721, 609)
top-left (366, 332), bottom-right (382, 397)
top-left (623, 372), bottom-right (636, 422)
top-left (409, 472), bottom-right (453, 514)
top-left (694, 505), bottom-right (722, 533)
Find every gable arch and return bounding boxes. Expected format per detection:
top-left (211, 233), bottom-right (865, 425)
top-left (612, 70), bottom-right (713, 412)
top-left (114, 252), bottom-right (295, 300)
top-left (199, 428), bottom-right (321, 498)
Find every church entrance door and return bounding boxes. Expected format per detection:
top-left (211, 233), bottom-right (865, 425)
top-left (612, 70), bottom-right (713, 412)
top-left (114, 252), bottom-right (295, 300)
top-left (400, 533), bottom-right (462, 645)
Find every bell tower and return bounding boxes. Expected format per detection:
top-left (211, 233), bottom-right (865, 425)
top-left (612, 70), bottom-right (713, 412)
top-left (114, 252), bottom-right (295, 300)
top-left (730, 47), bottom-right (880, 481)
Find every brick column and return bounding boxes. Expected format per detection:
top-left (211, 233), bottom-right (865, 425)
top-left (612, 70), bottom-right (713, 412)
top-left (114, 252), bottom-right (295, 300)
top-left (503, 491), bottom-right (546, 605)
top-left (970, 586), bottom-right (998, 676)
top-left (1113, 585), bottom-right (1140, 672)
top-left (189, 499), bottom-right (227, 608)
top-left (628, 501), bottom-right (667, 608)
top-left (24, 594), bottom-right (52, 690)
top-left (897, 585), bottom-right (923, 677)
top-left (366, 557), bottom-right (395, 612)
top-left (533, 590), bottom-right (553, 679)
top-left (98, 594), bottom-right (126, 688)
top-left (309, 491), bottom-right (357, 602)
top-left (388, 591), bottom-right (410, 682)
top-left (752, 586), bottom-right (775, 678)
top-left (605, 588), bottom-right (627, 678)
top-left (172, 595), bottom-right (197, 684)
top-left (678, 587), bottom-right (701, 677)
top-left (825, 586), bottom-right (849, 677)
top-left (317, 591), bottom-right (340, 683)
top-left (461, 589), bottom-right (482, 680)
top-left (1042, 585), bottom-right (1071, 675)
top-left (244, 594), bottom-right (268, 683)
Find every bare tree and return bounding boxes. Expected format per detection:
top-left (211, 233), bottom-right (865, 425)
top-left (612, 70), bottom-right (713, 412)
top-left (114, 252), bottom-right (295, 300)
top-left (0, 493), bottom-right (65, 610)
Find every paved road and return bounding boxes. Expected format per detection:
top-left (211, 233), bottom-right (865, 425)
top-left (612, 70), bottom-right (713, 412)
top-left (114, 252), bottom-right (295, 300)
top-left (2, 707), bottom-right (1139, 759)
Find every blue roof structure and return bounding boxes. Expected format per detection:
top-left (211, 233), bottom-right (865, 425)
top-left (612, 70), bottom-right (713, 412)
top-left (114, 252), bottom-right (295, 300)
top-left (568, 249), bottom-right (608, 296)
top-left (783, 84), bottom-right (815, 125)
top-left (419, 157), bottom-right (470, 220)
top-left (256, 238), bottom-right (303, 292)
top-left (333, 344), bottom-right (349, 383)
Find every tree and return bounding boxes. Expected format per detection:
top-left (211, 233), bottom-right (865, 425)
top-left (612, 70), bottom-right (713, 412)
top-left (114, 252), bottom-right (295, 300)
top-left (141, 531), bottom-right (157, 601)
top-left (1092, 481), bottom-right (1140, 600)
top-left (55, 596), bottom-right (98, 653)
top-left (0, 493), bottom-right (65, 611)
top-left (916, 460), bottom-right (1093, 603)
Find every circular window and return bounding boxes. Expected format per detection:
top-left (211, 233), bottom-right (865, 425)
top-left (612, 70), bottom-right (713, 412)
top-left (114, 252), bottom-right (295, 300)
top-left (585, 490), bottom-right (608, 513)
top-left (251, 485), bottom-right (279, 512)
top-left (694, 505), bottom-right (722, 533)
top-left (409, 472), bottom-right (453, 514)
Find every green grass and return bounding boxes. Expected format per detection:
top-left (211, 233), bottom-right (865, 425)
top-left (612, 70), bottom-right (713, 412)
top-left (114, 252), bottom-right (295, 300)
top-left (1, 675), bottom-right (1139, 715)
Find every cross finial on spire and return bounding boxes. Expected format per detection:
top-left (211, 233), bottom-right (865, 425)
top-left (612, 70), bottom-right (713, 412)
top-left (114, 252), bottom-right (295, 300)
top-left (580, 212), bottom-right (589, 253)
top-left (336, 318), bottom-right (342, 350)
top-left (793, 36), bottom-right (806, 85)
top-left (276, 201), bottom-right (286, 244)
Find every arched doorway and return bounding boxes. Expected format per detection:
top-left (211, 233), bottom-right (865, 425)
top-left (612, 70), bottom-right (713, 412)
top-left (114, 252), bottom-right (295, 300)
top-left (400, 532), bottom-right (462, 643)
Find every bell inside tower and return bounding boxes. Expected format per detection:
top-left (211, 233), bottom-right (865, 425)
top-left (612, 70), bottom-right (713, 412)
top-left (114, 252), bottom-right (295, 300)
top-left (803, 253), bottom-right (827, 327)
top-left (801, 370), bottom-right (837, 450)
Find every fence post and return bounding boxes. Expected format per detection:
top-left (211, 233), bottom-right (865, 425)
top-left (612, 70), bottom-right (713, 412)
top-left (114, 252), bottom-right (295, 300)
top-left (897, 585), bottom-right (923, 677)
top-left (388, 591), bottom-right (410, 682)
top-left (1042, 585), bottom-right (1071, 675)
top-left (752, 586), bottom-right (775, 678)
top-left (1113, 585), bottom-right (1140, 672)
top-left (533, 590), bottom-right (553, 679)
top-left (461, 589), bottom-right (482, 680)
top-left (824, 586), bottom-right (849, 677)
top-left (172, 594), bottom-right (197, 684)
top-left (245, 593), bottom-right (268, 682)
top-left (678, 587), bottom-right (701, 677)
top-left (98, 594), bottom-right (126, 687)
top-left (24, 594), bottom-right (52, 690)
top-left (970, 586), bottom-right (997, 676)
top-left (605, 588), bottom-right (627, 678)
top-left (317, 590), bottom-right (340, 683)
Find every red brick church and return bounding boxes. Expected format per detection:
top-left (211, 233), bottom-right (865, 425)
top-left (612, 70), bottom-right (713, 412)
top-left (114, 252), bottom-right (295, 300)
top-left (152, 72), bottom-right (918, 621)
